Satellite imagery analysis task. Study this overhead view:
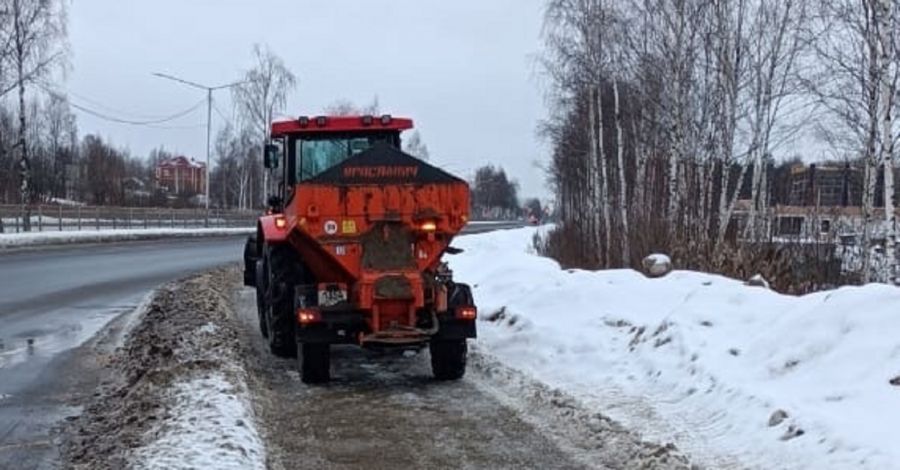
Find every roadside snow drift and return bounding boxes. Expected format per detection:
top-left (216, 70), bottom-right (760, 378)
top-left (0, 227), bottom-right (252, 249)
top-left (449, 227), bottom-right (900, 470)
top-left (62, 269), bottom-right (265, 470)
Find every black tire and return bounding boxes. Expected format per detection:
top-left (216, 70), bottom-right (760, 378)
top-left (255, 259), bottom-right (268, 338)
top-left (264, 244), bottom-right (299, 358)
top-left (298, 343), bottom-right (331, 384)
top-left (430, 339), bottom-right (467, 380)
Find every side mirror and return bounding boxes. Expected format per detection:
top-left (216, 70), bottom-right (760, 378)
top-left (264, 144), bottom-right (281, 169)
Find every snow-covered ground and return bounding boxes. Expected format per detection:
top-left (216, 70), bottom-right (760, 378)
top-left (0, 227), bottom-right (253, 249)
top-left (449, 226), bottom-right (900, 470)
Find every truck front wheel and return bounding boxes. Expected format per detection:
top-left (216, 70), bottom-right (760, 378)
top-left (430, 339), bottom-right (467, 380)
top-left (298, 343), bottom-right (331, 384)
top-left (255, 259), bottom-right (268, 338)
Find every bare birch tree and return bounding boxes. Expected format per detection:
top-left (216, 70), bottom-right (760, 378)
top-left (728, 0), bottom-right (811, 241)
top-left (538, 0), bottom-right (896, 286)
top-left (874, 0), bottom-right (897, 281)
top-left (2, 0), bottom-right (66, 229)
top-left (233, 44), bottom-right (296, 207)
top-left (612, 79), bottom-right (630, 263)
top-left (403, 130), bottom-right (430, 160)
top-left (811, 0), bottom-right (899, 282)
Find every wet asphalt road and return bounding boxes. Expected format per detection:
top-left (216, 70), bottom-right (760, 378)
top-left (0, 237), bottom-right (245, 469)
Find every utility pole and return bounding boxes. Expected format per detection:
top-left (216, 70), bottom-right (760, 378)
top-left (206, 88), bottom-right (213, 211)
top-left (153, 73), bottom-right (244, 217)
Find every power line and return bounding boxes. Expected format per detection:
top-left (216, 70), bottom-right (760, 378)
top-left (141, 121), bottom-right (208, 131)
top-left (211, 98), bottom-right (232, 124)
top-left (40, 84), bottom-right (207, 126)
top-left (68, 98), bottom-right (206, 126)
top-left (62, 88), bottom-right (184, 120)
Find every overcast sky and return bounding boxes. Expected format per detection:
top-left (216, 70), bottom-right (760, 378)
top-left (67, 0), bottom-right (550, 199)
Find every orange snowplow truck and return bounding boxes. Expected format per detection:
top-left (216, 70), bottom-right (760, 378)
top-left (243, 115), bottom-right (476, 383)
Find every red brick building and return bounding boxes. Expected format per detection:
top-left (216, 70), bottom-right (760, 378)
top-left (155, 156), bottom-right (206, 195)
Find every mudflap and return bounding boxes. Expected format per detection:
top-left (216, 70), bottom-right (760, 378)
top-left (243, 234), bottom-right (258, 287)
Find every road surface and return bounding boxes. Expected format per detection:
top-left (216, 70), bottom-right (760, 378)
top-left (231, 286), bottom-right (587, 469)
top-left (0, 237), bottom-right (245, 469)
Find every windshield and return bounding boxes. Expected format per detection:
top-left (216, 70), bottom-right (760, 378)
top-left (295, 133), bottom-right (396, 181)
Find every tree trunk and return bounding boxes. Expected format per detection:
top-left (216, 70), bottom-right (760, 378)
top-left (14, 0), bottom-right (31, 231)
top-left (667, 130), bottom-right (680, 234)
top-left (597, 86), bottom-right (612, 268)
top-left (631, 117), bottom-right (647, 213)
top-left (758, 159), bottom-right (769, 239)
top-left (861, 0), bottom-right (882, 283)
top-left (861, 156), bottom-right (876, 283)
top-left (613, 80), bottom-right (630, 266)
top-left (876, 0), bottom-right (896, 283)
top-left (588, 88), bottom-right (601, 266)
top-left (744, 154), bottom-right (764, 240)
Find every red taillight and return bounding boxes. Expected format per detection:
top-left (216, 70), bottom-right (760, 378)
top-left (296, 308), bottom-right (321, 325)
top-left (274, 216), bottom-right (288, 229)
top-left (455, 306), bottom-right (477, 320)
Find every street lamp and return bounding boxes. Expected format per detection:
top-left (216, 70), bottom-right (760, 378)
top-left (153, 72), bottom-right (246, 214)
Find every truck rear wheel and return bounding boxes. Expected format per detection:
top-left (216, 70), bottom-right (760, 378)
top-left (298, 343), bottom-right (331, 384)
top-left (430, 339), bottom-right (467, 380)
top-left (265, 244), bottom-right (298, 358)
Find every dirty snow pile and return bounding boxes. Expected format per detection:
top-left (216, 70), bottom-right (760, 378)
top-left (63, 269), bottom-right (265, 470)
top-left (449, 227), bottom-right (900, 470)
top-left (0, 227), bottom-right (252, 248)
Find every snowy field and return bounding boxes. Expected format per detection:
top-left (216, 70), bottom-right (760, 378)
top-left (0, 227), bottom-right (253, 249)
top-left (449, 226), bottom-right (900, 470)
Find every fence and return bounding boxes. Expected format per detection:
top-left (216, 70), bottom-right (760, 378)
top-left (0, 204), bottom-right (258, 233)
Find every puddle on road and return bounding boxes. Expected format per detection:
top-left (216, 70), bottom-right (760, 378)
top-left (0, 304), bottom-right (135, 372)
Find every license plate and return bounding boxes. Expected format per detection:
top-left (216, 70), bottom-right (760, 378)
top-left (318, 283), bottom-right (347, 307)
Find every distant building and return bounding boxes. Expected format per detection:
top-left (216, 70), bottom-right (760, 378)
top-left (733, 162), bottom-right (899, 241)
top-left (155, 156), bottom-right (206, 195)
top-left (788, 163), bottom-right (858, 207)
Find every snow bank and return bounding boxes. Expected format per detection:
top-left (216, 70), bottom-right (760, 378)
top-left (0, 227), bottom-right (252, 249)
top-left (450, 227), bottom-right (900, 470)
top-left (61, 269), bottom-right (266, 469)
top-left (132, 373), bottom-right (265, 470)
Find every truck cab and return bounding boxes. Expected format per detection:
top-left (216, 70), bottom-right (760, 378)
top-left (268, 115), bottom-right (410, 204)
